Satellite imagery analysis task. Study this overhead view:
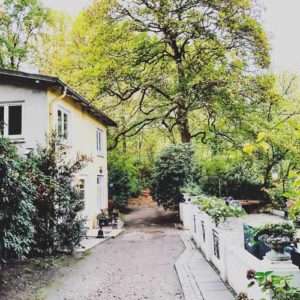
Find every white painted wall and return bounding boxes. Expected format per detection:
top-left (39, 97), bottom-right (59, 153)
top-left (48, 90), bottom-right (109, 228)
top-left (0, 82), bottom-right (48, 153)
top-left (180, 203), bottom-right (300, 299)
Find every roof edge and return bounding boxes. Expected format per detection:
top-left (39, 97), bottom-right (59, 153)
top-left (0, 68), bottom-right (117, 127)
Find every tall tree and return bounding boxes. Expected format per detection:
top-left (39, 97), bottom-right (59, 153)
top-left (0, 0), bottom-right (50, 70)
top-left (39, 0), bottom-right (271, 147)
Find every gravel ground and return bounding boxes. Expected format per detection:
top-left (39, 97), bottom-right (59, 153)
top-left (45, 208), bottom-right (184, 300)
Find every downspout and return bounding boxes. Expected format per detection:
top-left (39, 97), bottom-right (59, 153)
top-left (48, 86), bottom-right (68, 132)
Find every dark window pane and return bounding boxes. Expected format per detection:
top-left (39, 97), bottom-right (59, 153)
top-left (63, 113), bottom-right (68, 139)
top-left (0, 107), bottom-right (4, 135)
top-left (57, 110), bottom-right (62, 137)
top-left (8, 106), bottom-right (22, 135)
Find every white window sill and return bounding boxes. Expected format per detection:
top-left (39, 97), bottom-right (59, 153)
top-left (97, 152), bottom-right (105, 158)
top-left (58, 138), bottom-right (72, 147)
top-left (8, 136), bottom-right (25, 144)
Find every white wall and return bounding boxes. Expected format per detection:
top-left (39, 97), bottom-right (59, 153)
top-left (48, 90), bottom-right (109, 228)
top-left (180, 203), bottom-right (300, 299)
top-left (0, 82), bottom-right (48, 153)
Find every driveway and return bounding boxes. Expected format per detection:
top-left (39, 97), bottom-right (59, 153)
top-left (46, 207), bottom-right (184, 300)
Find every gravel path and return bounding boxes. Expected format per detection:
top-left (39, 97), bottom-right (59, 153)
top-left (46, 208), bottom-right (184, 300)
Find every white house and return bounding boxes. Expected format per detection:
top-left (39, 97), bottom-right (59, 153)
top-left (0, 68), bottom-right (117, 229)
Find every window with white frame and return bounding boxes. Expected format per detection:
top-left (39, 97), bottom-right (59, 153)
top-left (0, 104), bottom-right (23, 137)
top-left (57, 106), bottom-right (71, 143)
top-left (96, 128), bottom-right (104, 155)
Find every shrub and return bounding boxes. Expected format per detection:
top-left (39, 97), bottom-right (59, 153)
top-left (252, 222), bottom-right (296, 243)
top-left (240, 270), bottom-right (300, 300)
top-left (28, 135), bottom-right (90, 255)
top-left (182, 181), bottom-right (202, 196)
top-left (289, 200), bottom-right (300, 225)
top-left (108, 152), bottom-right (142, 209)
top-left (0, 137), bottom-right (36, 263)
top-left (194, 196), bottom-right (246, 226)
top-left (199, 155), bottom-right (265, 200)
top-left (150, 143), bottom-right (196, 210)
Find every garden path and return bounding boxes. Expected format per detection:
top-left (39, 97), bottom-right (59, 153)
top-left (45, 207), bottom-right (184, 300)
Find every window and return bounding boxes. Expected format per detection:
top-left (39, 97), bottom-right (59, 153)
top-left (96, 128), bottom-right (104, 155)
top-left (9, 106), bottom-right (22, 135)
top-left (0, 107), bottom-right (4, 135)
top-left (0, 104), bottom-right (22, 137)
top-left (77, 179), bottom-right (85, 200)
top-left (57, 106), bottom-right (71, 143)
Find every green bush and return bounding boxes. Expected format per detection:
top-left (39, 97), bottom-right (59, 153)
top-left (0, 137), bottom-right (36, 263)
top-left (199, 155), bottom-right (265, 200)
top-left (194, 196), bottom-right (246, 226)
top-left (150, 143), bottom-right (196, 211)
top-left (241, 270), bottom-right (300, 300)
top-left (28, 135), bottom-right (89, 255)
top-left (251, 222), bottom-right (296, 243)
top-left (108, 152), bottom-right (142, 208)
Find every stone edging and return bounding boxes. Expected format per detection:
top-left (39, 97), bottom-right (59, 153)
top-left (175, 232), bottom-right (204, 300)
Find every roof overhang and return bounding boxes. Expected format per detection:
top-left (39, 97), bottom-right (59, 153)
top-left (0, 68), bottom-right (117, 127)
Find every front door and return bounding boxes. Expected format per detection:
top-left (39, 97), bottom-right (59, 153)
top-left (97, 175), bottom-right (103, 211)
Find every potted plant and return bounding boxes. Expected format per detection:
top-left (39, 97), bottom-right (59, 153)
top-left (194, 196), bottom-right (246, 227)
top-left (252, 222), bottom-right (296, 261)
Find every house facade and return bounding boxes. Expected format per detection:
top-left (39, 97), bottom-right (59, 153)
top-left (0, 69), bottom-right (117, 229)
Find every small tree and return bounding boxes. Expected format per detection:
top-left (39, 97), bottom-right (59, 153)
top-left (0, 137), bottom-right (36, 263)
top-left (150, 144), bottom-right (195, 210)
top-left (29, 135), bottom-right (90, 255)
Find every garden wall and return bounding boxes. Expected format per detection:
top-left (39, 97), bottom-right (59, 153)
top-left (180, 202), bottom-right (300, 299)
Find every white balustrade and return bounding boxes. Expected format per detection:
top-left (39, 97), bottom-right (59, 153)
top-left (179, 199), bottom-right (300, 299)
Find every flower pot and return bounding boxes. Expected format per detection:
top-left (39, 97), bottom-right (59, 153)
top-left (260, 235), bottom-right (291, 261)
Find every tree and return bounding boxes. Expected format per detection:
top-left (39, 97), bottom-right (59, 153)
top-left (40, 0), bottom-right (271, 147)
top-left (0, 0), bottom-right (50, 69)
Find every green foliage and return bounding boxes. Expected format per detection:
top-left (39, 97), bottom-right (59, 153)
top-left (252, 222), bottom-right (296, 243)
top-left (0, 0), bottom-right (50, 69)
top-left (289, 200), bottom-right (300, 226)
top-left (182, 182), bottom-right (202, 196)
top-left (38, 0), bottom-right (271, 146)
top-left (108, 152), bottom-right (142, 209)
top-left (243, 270), bottom-right (300, 300)
top-left (199, 156), bottom-right (265, 200)
top-left (28, 135), bottom-right (90, 254)
top-left (0, 137), bottom-right (36, 262)
top-left (150, 144), bottom-right (196, 210)
top-left (194, 196), bottom-right (246, 227)
top-left (35, 0), bottom-right (300, 209)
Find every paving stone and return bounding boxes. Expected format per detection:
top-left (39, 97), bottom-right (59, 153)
top-left (175, 231), bottom-right (234, 300)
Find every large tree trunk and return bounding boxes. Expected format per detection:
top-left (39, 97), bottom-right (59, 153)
top-left (177, 106), bottom-right (191, 143)
top-left (179, 118), bottom-right (191, 143)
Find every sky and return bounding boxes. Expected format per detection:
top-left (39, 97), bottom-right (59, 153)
top-left (41, 0), bottom-right (300, 74)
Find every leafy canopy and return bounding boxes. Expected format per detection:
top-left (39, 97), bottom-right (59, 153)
top-left (0, 0), bottom-right (50, 69)
top-left (38, 0), bottom-right (271, 146)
